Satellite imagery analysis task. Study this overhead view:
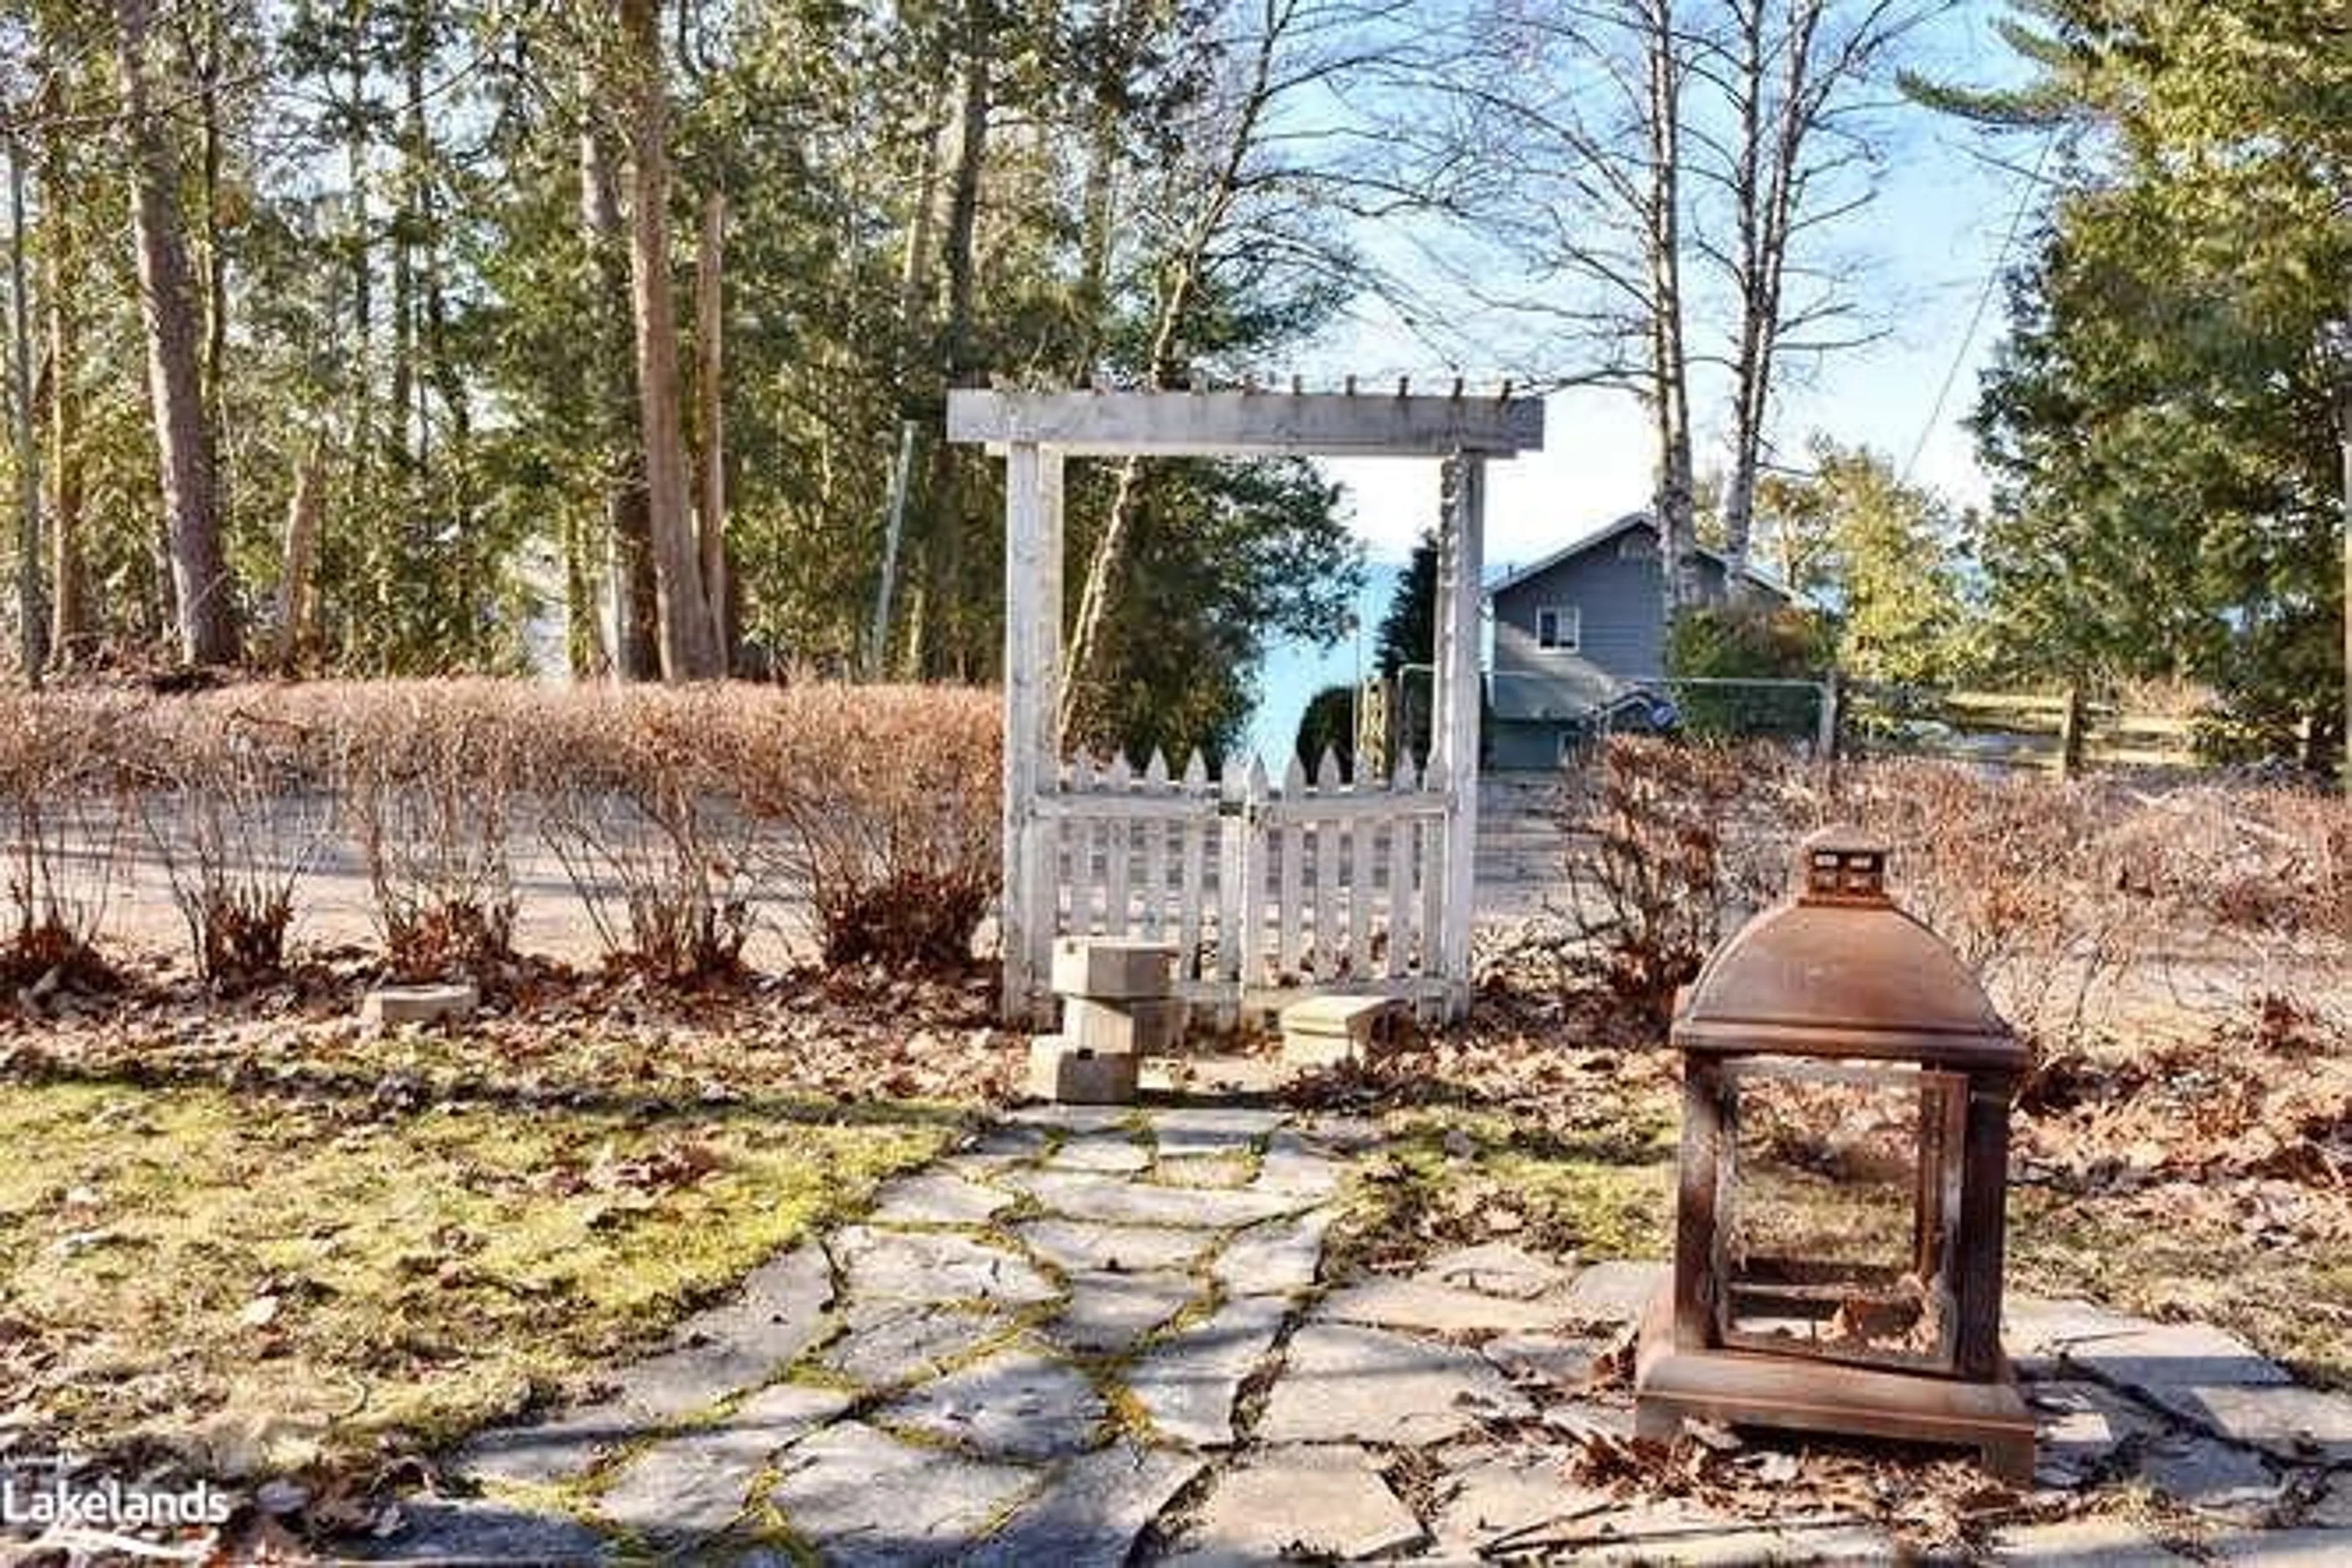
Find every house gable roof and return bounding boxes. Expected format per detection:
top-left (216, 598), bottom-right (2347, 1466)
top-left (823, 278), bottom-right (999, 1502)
top-left (1483, 513), bottom-right (1801, 604)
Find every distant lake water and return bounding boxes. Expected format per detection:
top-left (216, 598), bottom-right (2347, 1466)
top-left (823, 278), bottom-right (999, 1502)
top-left (1243, 562), bottom-right (1404, 767)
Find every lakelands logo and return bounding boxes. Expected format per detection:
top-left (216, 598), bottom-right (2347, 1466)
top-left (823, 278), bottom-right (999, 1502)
top-left (1, 1463), bottom-right (234, 1531)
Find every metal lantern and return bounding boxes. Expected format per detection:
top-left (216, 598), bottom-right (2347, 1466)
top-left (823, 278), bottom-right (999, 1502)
top-left (1634, 828), bottom-right (2035, 1482)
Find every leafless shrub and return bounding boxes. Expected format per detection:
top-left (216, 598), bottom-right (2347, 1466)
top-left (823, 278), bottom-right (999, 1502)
top-left (538, 688), bottom-right (755, 985)
top-left (327, 681), bottom-right (524, 982)
top-left (1556, 737), bottom-right (1758, 1028)
top-left (0, 692), bottom-right (134, 993)
top-left (731, 685), bottom-right (999, 972)
top-left (134, 703), bottom-right (332, 990)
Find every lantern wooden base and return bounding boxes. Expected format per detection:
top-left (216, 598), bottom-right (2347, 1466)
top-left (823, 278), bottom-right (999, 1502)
top-left (1634, 1284), bottom-right (2035, 1485)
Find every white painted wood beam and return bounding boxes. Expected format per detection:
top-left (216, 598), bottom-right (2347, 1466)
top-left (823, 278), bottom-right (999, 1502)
top-left (1431, 453), bottom-right (1486, 1022)
top-left (947, 389), bottom-right (1544, 458)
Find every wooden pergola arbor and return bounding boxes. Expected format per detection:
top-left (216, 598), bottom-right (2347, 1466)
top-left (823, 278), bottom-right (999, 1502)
top-left (946, 385), bottom-right (1545, 1027)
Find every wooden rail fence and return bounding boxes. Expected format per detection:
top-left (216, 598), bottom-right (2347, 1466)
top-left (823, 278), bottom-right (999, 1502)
top-left (1842, 684), bottom-right (2209, 776)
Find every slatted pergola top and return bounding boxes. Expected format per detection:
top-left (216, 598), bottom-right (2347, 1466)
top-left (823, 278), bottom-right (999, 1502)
top-left (945, 385), bottom-right (1548, 1025)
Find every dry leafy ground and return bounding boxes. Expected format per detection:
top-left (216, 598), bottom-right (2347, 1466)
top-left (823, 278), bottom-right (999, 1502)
top-left (0, 693), bottom-right (2345, 1558)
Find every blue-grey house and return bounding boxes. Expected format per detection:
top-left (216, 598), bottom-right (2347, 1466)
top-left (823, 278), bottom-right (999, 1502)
top-left (1484, 513), bottom-right (1794, 771)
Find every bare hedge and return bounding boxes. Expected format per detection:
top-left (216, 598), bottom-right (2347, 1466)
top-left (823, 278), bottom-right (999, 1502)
top-left (0, 680), bottom-right (1000, 987)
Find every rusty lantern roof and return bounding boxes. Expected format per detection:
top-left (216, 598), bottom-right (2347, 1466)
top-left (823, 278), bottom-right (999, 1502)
top-left (1670, 826), bottom-right (2026, 1071)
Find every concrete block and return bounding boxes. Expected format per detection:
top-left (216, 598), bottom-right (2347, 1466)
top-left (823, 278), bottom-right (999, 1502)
top-left (1280, 993), bottom-right (1400, 1042)
top-left (1281, 1029), bottom-right (1363, 1070)
top-left (1050, 938), bottom-right (1176, 1001)
top-left (1279, 993), bottom-right (1400, 1068)
top-left (361, 982), bottom-right (478, 1028)
top-left (1027, 1036), bottom-right (1140, 1106)
top-left (1062, 997), bottom-right (1187, 1056)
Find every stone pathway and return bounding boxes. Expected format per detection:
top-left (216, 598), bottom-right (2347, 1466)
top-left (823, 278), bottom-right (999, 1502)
top-left (370, 1105), bottom-right (2352, 1566)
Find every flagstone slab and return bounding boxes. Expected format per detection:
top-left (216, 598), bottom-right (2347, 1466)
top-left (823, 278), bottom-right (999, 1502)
top-left (1317, 1274), bottom-right (1567, 1335)
top-left (596, 1382), bottom-right (851, 1540)
top-left (1017, 1218), bottom-right (1214, 1274)
top-left (1481, 1330), bottom-right (1606, 1388)
top-left (2216, 1528), bottom-right (2352, 1567)
top-left (1008, 1168), bottom-right (1305, 1228)
top-left (456, 1407), bottom-right (646, 1490)
top-left (1429, 1443), bottom-right (1616, 1556)
top-left (868, 1171), bottom-right (1016, 1226)
top-left (1052, 1271), bottom-right (1204, 1354)
top-left (1009, 1104), bottom-right (1136, 1134)
top-left (2138, 1431), bottom-right (2286, 1520)
top-left (1147, 1106), bottom-right (1285, 1152)
top-left (877, 1344), bottom-right (1107, 1461)
top-left (1155, 1153), bottom-right (1258, 1189)
top-left (2027, 1380), bottom-right (2167, 1490)
top-left (1166, 1444), bottom-right (1425, 1563)
top-left (818, 1299), bottom-right (1007, 1388)
top-left (2137, 1383), bottom-right (2352, 1464)
top-left (1253, 1130), bottom-right (1344, 1197)
top-left (1213, 1209), bottom-right (1333, 1298)
top-left (767, 1421), bottom-right (1038, 1567)
top-left (1558, 1259), bottom-right (1668, 1324)
top-left (1128, 1294), bottom-right (1289, 1448)
top-left (1992, 1517), bottom-right (2195, 1565)
top-left (346, 1499), bottom-right (611, 1563)
top-left (2004, 1295), bottom-right (2147, 1370)
top-left (1050, 1133), bottom-right (1156, 1174)
top-left (1422, 1241), bottom-right (1574, 1301)
top-left (2058, 1319), bottom-right (2291, 1393)
top-left (458, 1248), bottom-right (835, 1487)
top-left (831, 1225), bottom-right (1057, 1305)
top-left (967, 1442), bottom-right (1205, 1568)
top-left (1256, 1322), bottom-right (1533, 1447)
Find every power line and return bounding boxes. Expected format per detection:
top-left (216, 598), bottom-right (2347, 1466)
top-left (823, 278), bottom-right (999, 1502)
top-left (1901, 134), bottom-right (2057, 486)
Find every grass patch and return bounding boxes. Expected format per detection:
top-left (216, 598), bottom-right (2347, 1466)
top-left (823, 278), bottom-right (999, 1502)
top-left (2008, 1189), bottom-right (2352, 1390)
top-left (1330, 1106), bottom-right (1675, 1277)
top-left (0, 1077), bottom-right (957, 1470)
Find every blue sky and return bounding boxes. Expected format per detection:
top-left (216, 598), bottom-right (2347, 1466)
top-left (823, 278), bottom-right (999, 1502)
top-left (1243, 2), bottom-right (2042, 761)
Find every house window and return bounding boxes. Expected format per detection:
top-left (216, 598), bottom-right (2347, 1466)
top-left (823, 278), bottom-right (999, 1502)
top-left (1536, 605), bottom-right (1580, 652)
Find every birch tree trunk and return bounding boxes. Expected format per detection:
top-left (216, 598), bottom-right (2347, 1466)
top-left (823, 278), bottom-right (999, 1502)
top-left (581, 69), bottom-right (655, 679)
top-left (867, 87), bottom-right (947, 677)
top-left (618, 0), bottom-right (719, 681)
top-left (115, 0), bottom-right (239, 666)
top-left (1058, 1), bottom-right (1284, 747)
top-left (1642, 0), bottom-right (1702, 622)
top-left (1719, 0), bottom-right (1828, 584)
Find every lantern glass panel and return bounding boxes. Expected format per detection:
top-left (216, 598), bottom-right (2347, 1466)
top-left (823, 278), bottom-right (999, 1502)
top-left (1715, 1058), bottom-right (1967, 1374)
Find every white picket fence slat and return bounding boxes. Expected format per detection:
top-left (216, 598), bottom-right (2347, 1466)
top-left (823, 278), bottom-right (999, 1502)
top-left (1039, 745), bottom-right (1446, 1005)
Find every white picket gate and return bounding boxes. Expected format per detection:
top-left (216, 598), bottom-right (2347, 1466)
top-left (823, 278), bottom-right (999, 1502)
top-left (1033, 745), bottom-right (1450, 1017)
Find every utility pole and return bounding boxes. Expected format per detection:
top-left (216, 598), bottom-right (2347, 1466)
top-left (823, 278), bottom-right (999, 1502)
top-left (7, 129), bottom-right (43, 688)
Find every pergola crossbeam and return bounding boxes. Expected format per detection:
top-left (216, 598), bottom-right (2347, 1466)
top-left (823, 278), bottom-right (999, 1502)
top-left (948, 388), bottom-right (1542, 458)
